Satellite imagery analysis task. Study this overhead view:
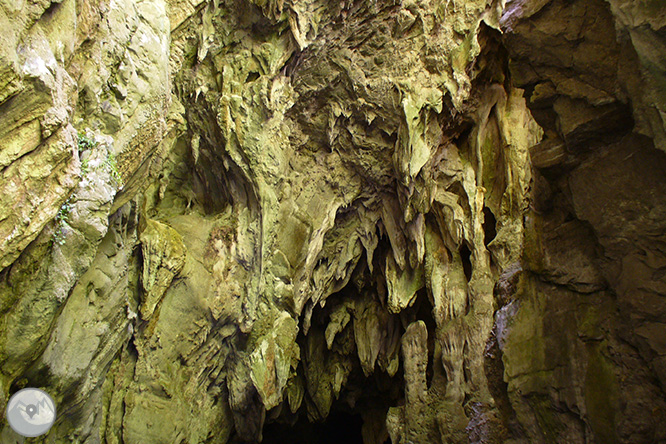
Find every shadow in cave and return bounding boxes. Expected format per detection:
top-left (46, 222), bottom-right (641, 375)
top-left (261, 244), bottom-right (418, 444)
top-left (262, 410), bottom-right (366, 444)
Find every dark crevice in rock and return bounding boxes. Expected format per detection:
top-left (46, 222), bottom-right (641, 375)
top-left (459, 242), bottom-right (472, 283)
top-left (263, 410), bottom-right (367, 444)
top-left (482, 207), bottom-right (497, 248)
top-left (245, 72), bottom-right (260, 83)
top-left (40, 1), bottom-right (62, 19)
top-left (2, 0), bottom-right (666, 442)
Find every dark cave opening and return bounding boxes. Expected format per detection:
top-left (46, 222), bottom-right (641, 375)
top-left (273, 238), bottom-right (448, 444)
top-left (246, 71), bottom-right (260, 83)
top-left (482, 207), bottom-right (497, 247)
top-left (262, 410), bottom-right (366, 444)
top-left (459, 242), bottom-right (473, 282)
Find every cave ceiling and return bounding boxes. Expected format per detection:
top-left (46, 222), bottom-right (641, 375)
top-left (0, 0), bottom-right (666, 443)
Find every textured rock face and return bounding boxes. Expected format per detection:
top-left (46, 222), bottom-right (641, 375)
top-left (500, 1), bottom-right (666, 443)
top-left (0, 0), bottom-right (665, 443)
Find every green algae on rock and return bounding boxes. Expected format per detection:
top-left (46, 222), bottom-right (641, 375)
top-left (0, 0), bottom-right (666, 443)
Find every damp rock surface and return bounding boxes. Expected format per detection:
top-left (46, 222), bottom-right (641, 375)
top-left (0, 0), bottom-right (665, 443)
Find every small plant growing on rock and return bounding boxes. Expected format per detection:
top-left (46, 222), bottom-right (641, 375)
top-left (52, 197), bottom-right (72, 246)
top-left (76, 130), bottom-right (124, 188)
top-left (77, 132), bottom-right (96, 153)
top-left (78, 132), bottom-right (96, 179)
top-left (104, 152), bottom-right (123, 188)
top-left (80, 157), bottom-right (89, 177)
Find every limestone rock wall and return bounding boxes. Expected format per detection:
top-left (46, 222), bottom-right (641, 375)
top-left (499, 0), bottom-right (666, 442)
top-left (0, 0), bottom-right (664, 443)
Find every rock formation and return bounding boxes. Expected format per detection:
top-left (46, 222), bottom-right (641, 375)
top-left (0, 0), bottom-right (665, 442)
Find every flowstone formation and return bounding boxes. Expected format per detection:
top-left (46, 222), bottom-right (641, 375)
top-left (0, 0), bottom-right (665, 443)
